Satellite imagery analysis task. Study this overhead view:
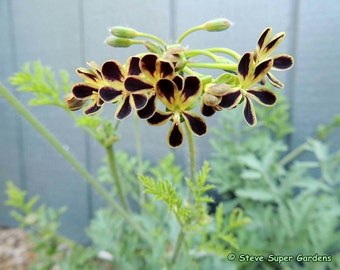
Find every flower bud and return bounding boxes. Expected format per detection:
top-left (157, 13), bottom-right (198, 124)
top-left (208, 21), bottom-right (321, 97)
top-left (205, 83), bottom-right (232, 96)
top-left (203, 93), bottom-right (221, 106)
top-left (110, 26), bottom-right (138, 38)
top-left (203, 18), bottom-right (232, 32)
top-left (106, 36), bottom-right (133, 47)
top-left (144, 41), bottom-right (164, 55)
top-left (65, 93), bottom-right (86, 111)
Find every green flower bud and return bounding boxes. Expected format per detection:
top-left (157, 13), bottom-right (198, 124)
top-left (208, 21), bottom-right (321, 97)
top-left (144, 41), bottom-right (164, 55)
top-left (110, 26), bottom-right (138, 38)
top-left (106, 36), bottom-right (133, 47)
top-left (203, 18), bottom-right (232, 32)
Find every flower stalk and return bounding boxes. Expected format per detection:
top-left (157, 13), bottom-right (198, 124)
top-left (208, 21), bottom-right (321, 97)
top-left (0, 81), bottom-right (151, 245)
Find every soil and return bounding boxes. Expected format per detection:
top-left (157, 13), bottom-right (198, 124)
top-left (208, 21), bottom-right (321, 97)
top-left (0, 226), bottom-right (34, 270)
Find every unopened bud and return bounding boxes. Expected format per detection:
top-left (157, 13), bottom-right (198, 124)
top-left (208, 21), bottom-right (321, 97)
top-left (110, 26), bottom-right (138, 39)
top-left (106, 36), bottom-right (133, 47)
top-left (205, 83), bottom-right (232, 96)
top-left (144, 41), bottom-right (164, 55)
top-left (203, 18), bottom-right (232, 32)
top-left (65, 93), bottom-right (86, 111)
top-left (203, 93), bottom-right (221, 106)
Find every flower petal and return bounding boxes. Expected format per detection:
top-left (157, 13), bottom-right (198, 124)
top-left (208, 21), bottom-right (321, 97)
top-left (180, 76), bottom-right (202, 108)
top-left (243, 97), bottom-right (257, 126)
top-left (182, 112), bottom-right (207, 136)
top-left (102, 60), bottom-right (125, 82)
top-left (247, 88), bottom-right (277, 106)
top-left (126, 56), bottom-right (141, 75)
top-left (124, 76), bottom-right (153, 92)
top-left (72, 84), bottom-right (97, 99)
top-left (132, 93), bottom-right (147, 109)
top-left (218, 90), bottom-right (242, 109)
top-left (238, 52), bottom-right (253, 81)
top-left (173, 75), bottom-right (183, 93)
top-left (156, 59), bottom-right (175, 79)
top-left (251, 58), bottom-right (273, 83)
top-left (168, 122), bottom-right (184, 148)
top-left (264, 32), bottom-right (285, 55)
top-left (267, 72), bottom-right (284, 88)
top-left (201, 103), bottom-right (216, 117)
top-left (137, 94), bottom-right (157, 119)
top-left (147, 111), bottom-right (172, 125)
top-left (156, 79), bottom-right (176, 109)
top-left (116, 96), bottom-right (132, 119)
top-left (76, 68), bottom-right (98, 82)
top-left (140, 54), bottom-right (157, 79)
top-left (257, 27), bottom-right (272, 49)
top-left (84, 101), bottom-right (102, 115)
top-left (65, 93), bottom-right (86, 111)
top-left (272, 54), bottom-right (294, 70)
top-left (99, 86), bottom-right (123, 102)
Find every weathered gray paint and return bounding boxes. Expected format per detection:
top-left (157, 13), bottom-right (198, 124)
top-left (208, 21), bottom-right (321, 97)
top-left (1, 0), bottom-right (339, 242)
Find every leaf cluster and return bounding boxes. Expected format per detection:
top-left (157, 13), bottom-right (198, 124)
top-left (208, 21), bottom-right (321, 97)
top-left (209, 94), bottom-right (340, 269)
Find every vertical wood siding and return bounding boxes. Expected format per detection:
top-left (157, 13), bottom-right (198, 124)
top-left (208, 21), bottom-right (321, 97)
top-left (1, 0), bottom-right (339, 242)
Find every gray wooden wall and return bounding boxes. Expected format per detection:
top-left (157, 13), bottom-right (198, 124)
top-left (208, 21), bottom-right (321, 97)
top-left (1, 0), bottom-right (340, 242)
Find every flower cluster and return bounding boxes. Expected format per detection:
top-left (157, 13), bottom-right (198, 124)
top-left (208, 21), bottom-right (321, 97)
top-left (66, 19), bottom-right (294, 147)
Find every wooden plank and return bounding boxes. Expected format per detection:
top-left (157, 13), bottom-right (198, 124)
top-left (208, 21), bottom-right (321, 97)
top-left (0, 0), bottom-right (23, 227)
top-left (8, 0), bottom-right (90, 242)
top-left (291, 0), bottom-right (340, 149)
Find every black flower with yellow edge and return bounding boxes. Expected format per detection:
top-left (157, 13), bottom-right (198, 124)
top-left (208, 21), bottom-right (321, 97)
top-left (124, 54), bottom-right (176, 119)
top-left (71, 61), bottom-right (106, 115)
top-left (254, 27), bottom-right (294, 88)
top-left (147, 75), bottom-right (207, 148)
top-left (218, 52), bottom-right (277, 126)
top-left (98, 56), bottom-right (149, 120)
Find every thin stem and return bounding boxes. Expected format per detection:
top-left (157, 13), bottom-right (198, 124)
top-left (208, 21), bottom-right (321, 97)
top-left (177, 25), bottom-right (204, 43)
top-left (186, 62), bottom-right (238, 71)
top-left (185, 50), bottom-right (221, 62)
top-left (171, 123), bottom-right (197, 264)
top-left (278, 139), bottom-right (312, 167)
top-left (185, 123), bottom-right (196, 183)
top-left (134, 114), bottom-right (145, 203)
top-left (171, 229), bottom-right (185, 263)
top-left (137, 32), bottom-right (167, 48)
top-left (0, 82), bottom-right (151, 245)
top-left (105, 144), bottom-right (128, 210)
top-left (206, 47), bottom-right (241, 61)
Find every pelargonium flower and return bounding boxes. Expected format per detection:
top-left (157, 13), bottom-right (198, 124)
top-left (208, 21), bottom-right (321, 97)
top-left (200, 83), bottom-right (232, 117)
top-left (218, 52), bottom-right (277, 126)
top-left (147, 75), bottom-right (207, 148)
top-left (254, 27), bottom-right (294, 88)
top-left (71, 61), bottom-right (106, 115)
top-left (124, 54), bottom-right (176, 119)
top-left (98, 56), bottom-right (148, 119)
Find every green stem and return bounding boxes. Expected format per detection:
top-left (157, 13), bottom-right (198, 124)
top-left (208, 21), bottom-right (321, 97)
top-left (185, 50), bottom-right (221, 62)
top-left (206, 47), bottom-right (241, 61)
top-left (105, 144), bottom-right (128, 210)
top-left (134, 114), bottom-right (145, 203)
top-left (177, 25), bottom-right (204, 43)
top-left (278, 139), bottom-right (312, 167)
top-left (186, 62), bottom-right (238, 71)
top-left (0, 82), bottom-right (151, 245)
top-left (137, 32), bottom-right (167, 48)
top-left (185, 123), bottom-right (196, 183)
top-left (171, 228), bottom-right (185, 263)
